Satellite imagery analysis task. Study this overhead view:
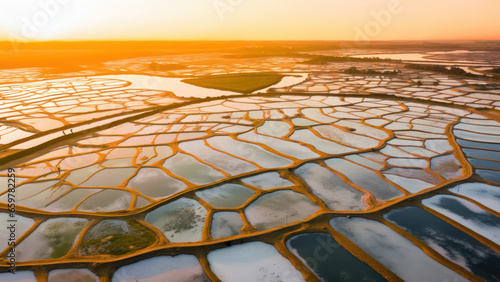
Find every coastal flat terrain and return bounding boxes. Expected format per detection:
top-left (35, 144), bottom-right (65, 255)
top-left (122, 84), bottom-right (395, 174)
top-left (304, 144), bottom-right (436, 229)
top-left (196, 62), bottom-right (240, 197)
top-left (0, 41), bottom-right (500, 281)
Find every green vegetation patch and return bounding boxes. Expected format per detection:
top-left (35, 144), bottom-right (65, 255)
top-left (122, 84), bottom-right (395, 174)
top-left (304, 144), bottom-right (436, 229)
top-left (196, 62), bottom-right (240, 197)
top-left (182, 72), bottom-right (284, 93)
top-left (344, 67), bottom-right (401, 75)
top-left (78, 219), bottom-right (157, 256)
top-left (41, 219), bottom-right (88, 259)
top-left (303, 55), bottom-right (396, 64)
top-left (405, 64), bottom-right (484, 77)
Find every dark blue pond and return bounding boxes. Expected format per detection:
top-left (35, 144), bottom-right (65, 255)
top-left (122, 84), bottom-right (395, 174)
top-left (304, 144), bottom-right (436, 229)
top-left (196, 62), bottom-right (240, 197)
top-left (476, 169), bottom-right (500, 184)
top-left (286, 232), bottom-right (386, 281)
top-left (462, 148), bottom-right (500, 162)
top-left (468, 158), bottom-right (500, 170)
top-left (456, 139), bottom-right (500, 151)
top-left (427, 196), bottom-right (500, 227)
top-left (385, 207), bottom-right (500, 281)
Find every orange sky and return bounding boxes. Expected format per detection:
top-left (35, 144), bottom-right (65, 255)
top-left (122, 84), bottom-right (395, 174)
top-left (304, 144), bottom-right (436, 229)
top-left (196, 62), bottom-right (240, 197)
top-left (1, 0), bottom-right (499, 41)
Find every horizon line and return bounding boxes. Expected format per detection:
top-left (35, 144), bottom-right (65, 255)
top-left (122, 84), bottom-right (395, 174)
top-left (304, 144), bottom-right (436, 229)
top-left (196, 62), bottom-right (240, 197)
top-left (2, 39), bottom-right (500, 44)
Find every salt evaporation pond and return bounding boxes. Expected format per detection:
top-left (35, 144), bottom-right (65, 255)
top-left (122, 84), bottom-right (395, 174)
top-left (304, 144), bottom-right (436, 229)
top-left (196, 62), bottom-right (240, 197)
top-left (2, 65), bottom-right (500, 280)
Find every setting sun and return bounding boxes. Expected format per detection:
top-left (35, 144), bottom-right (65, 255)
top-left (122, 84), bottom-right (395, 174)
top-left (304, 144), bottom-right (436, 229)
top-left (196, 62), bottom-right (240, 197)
top-left (1, 0), bottom-right (500, 42)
